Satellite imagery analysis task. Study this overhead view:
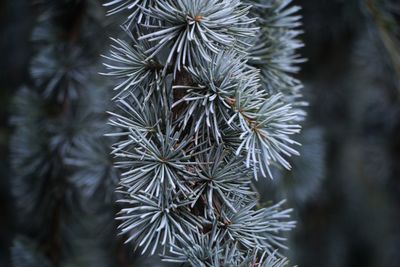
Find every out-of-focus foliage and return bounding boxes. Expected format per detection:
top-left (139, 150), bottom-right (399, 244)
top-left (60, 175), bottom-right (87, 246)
top-left (365, 0), bottom-right (400, 81)
top-left (9, 1), bottom-right (120, 266)
top-left (285, 0), bottom-right (400, 267)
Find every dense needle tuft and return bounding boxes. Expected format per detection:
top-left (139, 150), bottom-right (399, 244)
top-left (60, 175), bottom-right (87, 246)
top-left (139, 0), bottom-right (258, 74)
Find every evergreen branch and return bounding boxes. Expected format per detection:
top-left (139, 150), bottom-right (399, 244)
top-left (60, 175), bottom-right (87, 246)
top-left (104, 0), bottom-right (306, 265)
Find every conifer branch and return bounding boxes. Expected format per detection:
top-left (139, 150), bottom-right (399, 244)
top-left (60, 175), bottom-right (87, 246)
top-left (103, 0), bottom-right (306, 265)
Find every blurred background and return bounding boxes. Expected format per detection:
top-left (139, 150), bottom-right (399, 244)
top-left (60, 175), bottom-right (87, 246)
top-left (1, 0), bottom-right (400, 266)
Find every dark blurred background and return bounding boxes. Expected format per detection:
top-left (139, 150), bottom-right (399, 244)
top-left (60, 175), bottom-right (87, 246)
top-left (1, 0), bottom-right (400, 266)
